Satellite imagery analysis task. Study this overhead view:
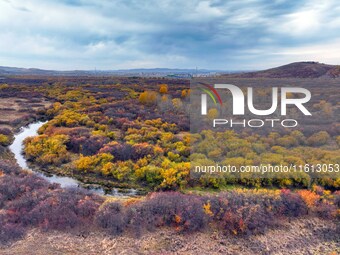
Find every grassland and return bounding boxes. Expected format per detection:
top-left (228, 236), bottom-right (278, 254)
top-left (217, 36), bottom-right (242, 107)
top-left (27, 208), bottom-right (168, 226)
top-left (0, 75), bottom-right (338, 253)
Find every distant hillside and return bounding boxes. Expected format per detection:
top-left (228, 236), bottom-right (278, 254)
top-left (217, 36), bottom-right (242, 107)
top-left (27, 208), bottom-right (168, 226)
top-left (1, 62), bottom-right (339, 78)
top-left (0, 66), bottom-right (222, 77)
top-left (0, 66), bottom-right (82, 76)
top-left (224, 62), bottom-right (340, 78)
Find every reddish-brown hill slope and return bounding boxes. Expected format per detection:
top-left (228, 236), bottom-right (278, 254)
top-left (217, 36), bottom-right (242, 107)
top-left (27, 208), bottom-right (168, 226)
top-left (225, 62), bottom-right (340, 78)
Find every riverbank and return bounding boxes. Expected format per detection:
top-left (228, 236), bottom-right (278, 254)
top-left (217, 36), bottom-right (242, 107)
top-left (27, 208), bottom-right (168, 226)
top-left (26, 161), bottom-right (147, 195)
top-left (9, 121), bottom-right (144, 197)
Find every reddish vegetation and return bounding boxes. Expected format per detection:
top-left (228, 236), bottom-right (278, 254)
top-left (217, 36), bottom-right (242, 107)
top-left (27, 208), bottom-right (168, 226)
top-left (0, 160), bottom-right (339, 244)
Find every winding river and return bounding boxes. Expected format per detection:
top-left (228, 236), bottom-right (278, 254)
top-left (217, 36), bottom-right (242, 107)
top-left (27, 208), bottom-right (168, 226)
top-left (9, 121), bottom-right (137, 197)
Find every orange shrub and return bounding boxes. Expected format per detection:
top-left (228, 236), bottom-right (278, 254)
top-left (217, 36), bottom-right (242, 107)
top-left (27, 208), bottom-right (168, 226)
top-left (174, 214), bottom-right (182, 224)
top-left (298, 190), bottom-right (320, 207)
top-left (159, 84), bottom-right (168, 94)
top-left (203, 201), bottom-right (213, 216)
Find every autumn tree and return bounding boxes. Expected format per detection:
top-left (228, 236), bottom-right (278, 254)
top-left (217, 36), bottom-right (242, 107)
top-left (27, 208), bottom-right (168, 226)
top-left (53, 110), bottom-right (90, 127)
top-left (0, 134), bottom-right (10, 146)
top-left (159, 84), bottom-right (168, 94)
top-left (181, 89), bottom-right (188, 98)
top-left (307, 131), bottom-right (330, 146)
top-left (336, 136), bottom-right (340, 146)
top-left (171, 98), bottom-right (183, 112)
top-left (24, 134), bottom-right (70, 165)
top-left (207, 108), bottom-right (219, 120)
top-left (139, 91), bottom-right (158, 105)
top-left (313, 100), bottom-right (333, 116)
top-left (74, 153), bottom-right (114, 174)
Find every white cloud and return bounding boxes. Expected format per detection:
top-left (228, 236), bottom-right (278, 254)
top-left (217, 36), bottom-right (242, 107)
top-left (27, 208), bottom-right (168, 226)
top-left (272, 39), bottom-right (340, 63)
top-left (281, 10), bottom-right (321, 35)
top-left (0, 0), bottom-right (339, 70)
top-left (184, 1), bottom-right (224, 21)
top-left (271, 0), bottom-right (340, 37)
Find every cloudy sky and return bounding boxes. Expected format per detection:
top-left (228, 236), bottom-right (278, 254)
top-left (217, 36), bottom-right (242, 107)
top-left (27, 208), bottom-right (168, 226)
top-left (0, 0), bottom-right (339, 70)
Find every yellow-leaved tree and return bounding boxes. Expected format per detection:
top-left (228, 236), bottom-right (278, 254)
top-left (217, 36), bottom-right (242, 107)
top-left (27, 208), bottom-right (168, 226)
top-left (159, 84), bottom-right (168, 94)
top-left (139, 91), bottom-right (158, 105)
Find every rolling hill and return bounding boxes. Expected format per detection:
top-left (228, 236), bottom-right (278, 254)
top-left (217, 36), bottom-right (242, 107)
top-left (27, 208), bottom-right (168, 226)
top-left (0, 66), bottom-right (222, 77)
top-left (1, 62), bottom-right (339, 78)
top-left (224, 61), bottom-right (340, 78)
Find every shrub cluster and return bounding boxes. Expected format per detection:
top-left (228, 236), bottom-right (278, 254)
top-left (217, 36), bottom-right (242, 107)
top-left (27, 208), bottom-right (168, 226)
top-left (0, 160), bottom-right (339, 244)
top-left (94, 190), bottom-right (339, 237)
top-left (0, 161), bottom-right (103, 244)
top-left (0, 128), bottom-right (12, 147)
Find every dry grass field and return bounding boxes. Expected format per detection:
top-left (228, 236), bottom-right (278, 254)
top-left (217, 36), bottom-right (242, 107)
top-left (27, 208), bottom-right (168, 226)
top-left (0, 217), bottom-right (338, 255)
top-left (0, 97), bottom-right (51, 131)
